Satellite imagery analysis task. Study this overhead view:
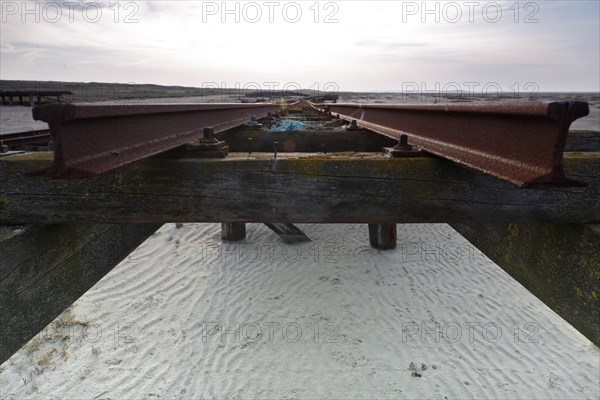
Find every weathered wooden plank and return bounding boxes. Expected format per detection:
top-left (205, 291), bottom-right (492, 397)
top-left (451, 223), bottom-right (600, 345)
top-left (0, 223), bottom-right (161, 363)
top-left (1, 151), bottom-right (598, 224)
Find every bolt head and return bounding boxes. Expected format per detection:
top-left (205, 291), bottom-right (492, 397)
top-left (203, 127), bottom-right (215, 139)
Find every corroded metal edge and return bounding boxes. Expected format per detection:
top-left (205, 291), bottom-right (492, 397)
top-left (30, 103), bottom-right (283, 178)
top-left (313, 101), bottom-right (590, 187)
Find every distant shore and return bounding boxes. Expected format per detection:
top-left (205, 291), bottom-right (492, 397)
top-left (1, 80), bottom-right (599, 134)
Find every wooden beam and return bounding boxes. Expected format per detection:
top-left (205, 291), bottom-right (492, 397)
top-left (0, 223), bottom-right (161, 363)
top-left (1, 152), bottom-right (598, 224)
top-left (451, 223), bottom-right (600, 345)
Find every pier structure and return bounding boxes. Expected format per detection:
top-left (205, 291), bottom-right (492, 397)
top-left (1, 99), bottom-right (599, 362)
top-left (0, 90), bottom-right (72, 106)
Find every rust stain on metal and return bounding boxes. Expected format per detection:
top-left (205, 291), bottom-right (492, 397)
top-left (30, 103), bottom-right (282, 178)
top-left (312, 101), bottom-right (590, 187)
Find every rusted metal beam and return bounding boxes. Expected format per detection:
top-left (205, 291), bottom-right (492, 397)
top-left (0, 129), bottom-right (51, 141)
top-left (31, 103), bottom-right (283, 178)
top-left (0, 129), bottom-right (51, 151)
top-left (312, 101), bottom-right (590, 187)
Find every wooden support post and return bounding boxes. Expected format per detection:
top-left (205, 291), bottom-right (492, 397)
top-left (451, 223), bottom-right (600, 345)
top-left (368, 223), bottom-right (397, 250)
top-left (221, 222), bottom-right (246, 242)
top-left (28, 95), bottom-right (34, 106)
top-left (0, 223), bottom-right (162, 363)
top-left (8, 96), bottom-right (13, 105)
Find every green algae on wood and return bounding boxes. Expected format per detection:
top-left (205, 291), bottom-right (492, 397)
top-left (0, 223), bottom-right (161, 363)
top-left (452, 222), bottom-right (600, 345)
top-left (1, 152), bottom-right (598, 224)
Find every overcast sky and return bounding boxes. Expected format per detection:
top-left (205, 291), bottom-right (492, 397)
top-left (1, 0), bottom-right (598, 92)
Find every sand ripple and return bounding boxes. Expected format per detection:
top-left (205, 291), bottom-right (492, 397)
top-left (1, 223), bottom-right (598, 399)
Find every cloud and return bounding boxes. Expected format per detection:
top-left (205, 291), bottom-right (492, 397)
top-left (354, 39), bottom-right (428, 49)
top-left (0, 0), bottom-right (597, 91)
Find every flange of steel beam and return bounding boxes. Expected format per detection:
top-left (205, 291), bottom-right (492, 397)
top-left (311, 101), bottom-right (590, 187)
top-left (30, 103), bottom-right (283, 178)
top-left (0, 129), bottom-right (52, 151)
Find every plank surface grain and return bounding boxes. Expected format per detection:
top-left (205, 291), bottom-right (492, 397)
top-left (1, 152), bottom-right (598, 224)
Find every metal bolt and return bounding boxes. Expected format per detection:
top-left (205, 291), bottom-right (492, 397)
top-left (394, 134), bottom-right (412, 151)
top-left (247, 115), bottom-right (262, 129)
top-left (203, 127), bottom-right (215, 139)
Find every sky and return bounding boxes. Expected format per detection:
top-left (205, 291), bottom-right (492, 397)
top-left (0, 0), bottom-right (599, 93)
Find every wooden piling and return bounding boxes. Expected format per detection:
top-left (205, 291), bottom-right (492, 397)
top-left (221, 222), bottom-right (246, 242)
top-left (368, 223), bottom-right (397, 250)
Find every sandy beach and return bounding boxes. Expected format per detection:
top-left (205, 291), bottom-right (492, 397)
top-left (1, 223), bottom-right (598, 399)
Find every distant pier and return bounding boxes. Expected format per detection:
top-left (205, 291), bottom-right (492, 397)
top-left (0, 90), bottom-right (72, 106)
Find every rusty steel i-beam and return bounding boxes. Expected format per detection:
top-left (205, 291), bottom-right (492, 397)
top-left (30, 103), bottom-right (283, 178)
top-left (0, 129), bottom-right (51, 152)
top-left (313, 101), bottom-right (590, 187)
